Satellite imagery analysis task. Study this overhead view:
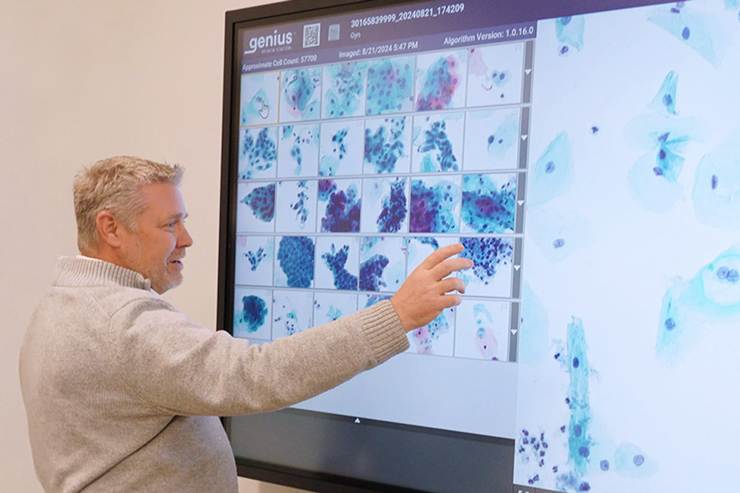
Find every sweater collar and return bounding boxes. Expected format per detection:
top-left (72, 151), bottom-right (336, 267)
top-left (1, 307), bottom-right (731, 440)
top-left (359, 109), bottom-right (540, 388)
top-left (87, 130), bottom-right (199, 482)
top-left (54, 256), bottom-right (152, 291)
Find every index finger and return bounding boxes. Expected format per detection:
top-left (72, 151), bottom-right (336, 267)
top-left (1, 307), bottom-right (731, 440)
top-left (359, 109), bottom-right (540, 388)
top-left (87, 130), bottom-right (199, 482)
top-left (417, 243), bottom-right (465, 271)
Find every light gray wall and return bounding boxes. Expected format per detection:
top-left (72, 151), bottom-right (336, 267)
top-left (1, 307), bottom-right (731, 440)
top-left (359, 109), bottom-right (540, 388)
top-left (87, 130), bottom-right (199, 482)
top-left (0, 1), bottom-right (301, 491)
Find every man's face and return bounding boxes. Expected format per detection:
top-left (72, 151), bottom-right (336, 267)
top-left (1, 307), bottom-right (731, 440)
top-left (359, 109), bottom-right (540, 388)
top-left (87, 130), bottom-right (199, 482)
top-left (117, 183), bottom-right (193, 294)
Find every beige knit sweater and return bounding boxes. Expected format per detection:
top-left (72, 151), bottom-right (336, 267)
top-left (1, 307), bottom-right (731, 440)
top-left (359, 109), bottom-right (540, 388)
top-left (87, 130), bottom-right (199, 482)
top-left (19, 256), bottom-right (408, 492)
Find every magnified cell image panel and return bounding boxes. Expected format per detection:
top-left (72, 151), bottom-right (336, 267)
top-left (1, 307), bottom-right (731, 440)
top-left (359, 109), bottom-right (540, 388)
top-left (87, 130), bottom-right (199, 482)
top-left (235, 235), bottom-right (274, 286)
top-left (236, 182), bottom-right (275, 233)
top-left (241, 72), bottom-right (279, 126)
top-left (318, 179), bottom-right (361, 233)
top-left (464, 109), bottom-right (520, 171)
top-left (361, 177), bottom-right (408, 234)
top-left (319, 119), bottom-right (364, 176)
top-left (314, 292), bottom-right (359, 326)
top-left (461, 173), bottom-right (517, 234)
top-left (459, 236), bottom-right (513, 297)
top-left (409, 175), bottom-right (461, 233)
top-left (233, 288), bottom-right (272, 340)
top-left (275, 180), bottom-right (317, 233)
top-left (279, 67), bottom-right (321, 122)
top-left (412, 113), bottom-right (464, 173)
top-left (366, 56), bottom-right (415, 115)
top-left (415, 50), bottom-right (468, 111)
top-left (278, 124), bottom-right (319, 177)
top-left (322, 61), bottom-right (367, 119)
top-left (238, 127), bottom-right (278, 180)
top-left (274, 235), bottom-right (315, 288)
top-left (364, 116), bottom-right (412, 174)
top-left (454, 300), bottom-right (509, 361)
top-left (315, 236), bottom-right (360, 291)
top-left (359, 236), bottom-right (406, 292)
top-left (467, 44), bottom-right (524, 106)
top-left (272, 290), bottom-right (314, 338)
top-left (692, 134), bottom-right (740, 230)
top-left (528, 132), bottom-right (574, 206)
top-left (408, 307), bottom-right (455, 357)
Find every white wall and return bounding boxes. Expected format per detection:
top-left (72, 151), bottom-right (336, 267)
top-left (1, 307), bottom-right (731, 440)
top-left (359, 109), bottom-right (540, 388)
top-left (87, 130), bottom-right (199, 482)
top-left (0, 1), bottom-right (302, 491)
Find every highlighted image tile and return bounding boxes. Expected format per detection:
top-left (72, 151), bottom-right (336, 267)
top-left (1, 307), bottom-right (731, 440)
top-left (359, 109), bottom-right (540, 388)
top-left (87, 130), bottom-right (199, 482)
top-left (464, 109), bottom-right (520, 171)
top-left (366, 56), bottom-right (415, 115)
top-left (313, 292), bottom-right (359, 326)
top-left (315, 236), bottom-right (360, 291)
top-left (412, 113), bottom-right (464, 173)
top-left (241, 72), bottom-right (279, 126)
top-left (467, 43), bottom-right (524, 106)
top-left (239, 127), bottom-right (278, 180)
top-left (234, 288), bottom-right (272, 340)
top-left (361, 177), bottom-right (408, 234)
top-left (364, 116), bottom-right (411, 174)
top-left (319, 119), bottom-right (364, 176)
top-left (235, 235), bottom-right (274, 286)
top-left (318, 178), bottom-right (361, 233)
top-left (272, 290), bottom-right (314, 338)
top-left (322, 61), bottom-right (367, 119)
top-left (359, 236), bottom-right (406, 292)
top-left (279, 68), bottom-right (321, 122)
top-left (409, 175), bottom-right (462, 233)
top-left (454, 300), bottom-right (509, 361)
top-left (461, 173), bottom-right (517, 234)
top-left (278, 124), bottom-right (319, 177)
top-left (459, 236), bottom-right (513, 297)
top-left (274, 235), bottom-right (315, 288)
top-left (236, 182), bottom-right (275, 233)
top-left (275, 180), bottom-right (317, 233)
top-left (415, 50), bottom-right (468, 111)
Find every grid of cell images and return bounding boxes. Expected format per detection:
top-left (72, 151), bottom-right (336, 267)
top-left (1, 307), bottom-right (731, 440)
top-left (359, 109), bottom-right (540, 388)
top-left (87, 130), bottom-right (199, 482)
top-left (234, 40), bottom-right (526, 363)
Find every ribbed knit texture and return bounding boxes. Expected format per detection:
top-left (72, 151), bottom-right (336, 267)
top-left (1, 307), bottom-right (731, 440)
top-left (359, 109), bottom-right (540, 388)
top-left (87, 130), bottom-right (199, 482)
top-left (19, 257), bottom-right (409, 492)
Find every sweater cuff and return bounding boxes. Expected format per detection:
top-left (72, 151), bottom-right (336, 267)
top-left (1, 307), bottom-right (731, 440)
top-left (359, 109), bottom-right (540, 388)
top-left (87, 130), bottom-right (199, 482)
top-left (358, 300), bottom-right (410, 365)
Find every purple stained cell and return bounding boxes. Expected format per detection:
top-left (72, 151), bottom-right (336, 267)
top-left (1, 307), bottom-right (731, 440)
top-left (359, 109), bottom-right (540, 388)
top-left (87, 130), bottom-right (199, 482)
top-left (579, 446), bottom-right (590, 458)
top-left (572, 357), bottom-right (580, 368)
top-left (633, 454), bottom-right (645, 466)
top-left (711, 174), bottom-right (718, 190)
top-left (600, 459), bottom-right (610, 471)
top-left (553, 238), bottom-right (565, 249)
top-left (682, 26), bottom-right (690, 39)
top-left (545, 161), bottom-right (555, 173)
top-left (665, 317), bottom-right (676, 330)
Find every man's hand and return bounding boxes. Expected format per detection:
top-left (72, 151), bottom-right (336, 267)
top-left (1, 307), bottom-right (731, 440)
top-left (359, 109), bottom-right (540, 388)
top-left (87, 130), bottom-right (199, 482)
top-left (390, 244), bottom-right (473, 332)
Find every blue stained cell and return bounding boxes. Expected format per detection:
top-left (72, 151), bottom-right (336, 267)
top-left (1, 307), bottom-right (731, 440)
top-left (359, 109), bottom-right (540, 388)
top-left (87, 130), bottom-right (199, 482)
top-left (365, 117), bottom-right (408, 173)
top-left (461, 174), bottom-right (516, 234)
top-left (529, 132), bottom-right (574, 206)
top-left (600, 459), bottom-right (610, 471)
top-left (245, 247), bottom-right (267, 271)
top-left (459, 237), bottom-right (513, 285)
top-left (553, 238), bottom-right (565, 249)
top-left (716, 266), bottom-right (729, 279)
top-left (728, 270), bottom-right (739, 282)
top-left (711, 174), bottom-right (718, 190)
top-left (238, 295), bottom-right (268, 333)
top-left (649, 5), bottom-right (727, 67)
top-left (650, 71), bottom-right (679, 116)
top-left (682, 26), bottom-right (690, 39)
top-left (573, 424), bottom-right (582, 437)
top-left (417, 119), bottom-right (459, 172)
top-left (664, 317), bottom-right (676, 330)
top-left (578, 483), bottom-right (591, 491)
top-left (377, 178), bottom-right (407, 233)
top-left (239, 127), bottom-right (278, 179)
top-left (322, 245), bottom-right (359, 290)
top-left (572, 357), bottom-right (580, 368)
top-left (277, 236), bottom-right (315, 288)
top-left (566, 317), bottom-right (592, 477)
top-left (693, 135), bottom-right (740, 229)
top-left (555, 15), bottom-right (584, 54)
top-left (633, 454), bottom-right (645, 466)
top-left (241, 183), bottom-right (275, 222)
top-left (360, 254), bottom-right (390, 291)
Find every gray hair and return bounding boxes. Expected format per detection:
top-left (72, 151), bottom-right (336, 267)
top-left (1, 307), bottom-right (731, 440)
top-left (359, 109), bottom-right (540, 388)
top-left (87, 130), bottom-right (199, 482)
top-left (73, 156), bottom-right (184, 254)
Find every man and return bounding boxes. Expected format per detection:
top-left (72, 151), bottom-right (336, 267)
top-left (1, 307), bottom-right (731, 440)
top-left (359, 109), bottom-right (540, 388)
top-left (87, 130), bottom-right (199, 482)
top-left (19, 156), bottom-right (472, 492)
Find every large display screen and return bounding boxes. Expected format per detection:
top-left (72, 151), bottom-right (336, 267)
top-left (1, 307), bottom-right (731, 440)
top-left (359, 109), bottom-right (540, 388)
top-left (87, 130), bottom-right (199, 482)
top-left (218, 0), bottom-right (740, 491)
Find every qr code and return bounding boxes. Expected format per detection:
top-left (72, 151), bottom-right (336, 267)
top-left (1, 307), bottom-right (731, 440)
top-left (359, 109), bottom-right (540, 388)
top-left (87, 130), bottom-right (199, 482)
top-left (303, 23), bottom-right (321, 48)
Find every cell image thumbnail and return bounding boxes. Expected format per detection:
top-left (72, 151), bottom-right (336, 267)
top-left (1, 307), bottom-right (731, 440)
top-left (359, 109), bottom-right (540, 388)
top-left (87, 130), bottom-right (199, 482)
top-left (233, 288), bottom-right (272, 340)
top-left (364, 116), bottom-right (412, 174)
top-left (238, 127), bottom-right (278, 180)
top-left (322, 61), bottom-right (367, 119)
top-left (361, 177), bottom-right (408, 234)
top-left (236, 182), bottom-right (275, 233)
top-left (405, 236), bottom-right (458, 274)
top-left (692, 133), bottom-right (740, 230)
top-left (319, 119), bottom-right (364, 176)
top-left (412, 113), bottom-right (464, 173)
top-left (241, 72), bottom-right (279, 126)
top-left (467, 44), bottom-right (524, 106)
top-left (408, 307), bottom-right (455, 357)
top-left (274, 235), bottom-right (315, 288)
top-left (409, 175), bottom-right (462, 233)
top-left (275, 180), bottom-right (317, 233)
top-left (555, 15), bottom-right (585, 56)
top-left (315, 236), bottom-right (360, 290)
top-left (272, 290), bottom-right (314, 338)
top-left (459, 237), bottom-right (513, 297)
top-left (279, 67), bottom-right (321, 122)
top-left (648, 2), bottom-right (729, 68)
top-left (528, 132), bottom-right (574, 207)
top-left (235, 235), bottom-right (274, 286)
top-left (314, 292), bottom-right (359, 326)
top-left (359, 236), bottom-right (406, 292)
top-left (464, 109), bottom-right (520, 171)
top-left (278, 124), bottom-right (319, 177)
top-left (461, 173), bottom-right (517, 234)
top-left (366, 56), bottom-right (414, 115)
top-left (415, 50), bottom-right (468, 111)
top-left (318, 179), bottom-right (361, 233)
top-left (454, 300), bottom-right (509, 361)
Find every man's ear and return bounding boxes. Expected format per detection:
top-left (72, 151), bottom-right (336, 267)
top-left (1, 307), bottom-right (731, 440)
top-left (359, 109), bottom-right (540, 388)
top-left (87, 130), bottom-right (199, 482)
top-left (95, 211), bottom-right (124, 248)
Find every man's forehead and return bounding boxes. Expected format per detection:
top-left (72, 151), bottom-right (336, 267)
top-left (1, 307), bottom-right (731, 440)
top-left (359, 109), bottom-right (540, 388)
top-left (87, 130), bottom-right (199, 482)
top-left (139, 183), bottom-right (187, 217)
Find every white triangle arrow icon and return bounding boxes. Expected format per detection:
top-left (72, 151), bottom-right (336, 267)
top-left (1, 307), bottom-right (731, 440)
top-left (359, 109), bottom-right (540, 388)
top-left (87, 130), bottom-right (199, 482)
top-left (521, 135), bottom-right (528, 141)
top-left (514, 265), bottom-right (521, 271)
top-left (511, 329), bottom-right (518, 335)
top-left (518, 200), bottom-right (524, 206)
top-left (525, 69), bottom-right (532, 75)
top-left (354, 418), bottom-right (361, 424)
